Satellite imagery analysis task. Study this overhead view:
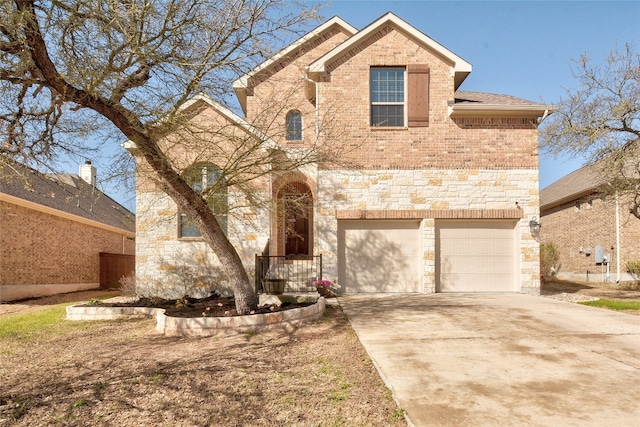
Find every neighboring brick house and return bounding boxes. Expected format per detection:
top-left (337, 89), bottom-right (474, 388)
top-left (540, 163), bottom-right (640, 282)
top-left (132, 13), bottom-right (549, 298)
top-left (0, 159), bottom-right (135, 301)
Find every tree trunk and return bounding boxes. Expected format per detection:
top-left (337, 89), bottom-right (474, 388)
top-left (16, 0), bottom-right (259, 313)
top-left (135, 138), bottom-right (259, 314)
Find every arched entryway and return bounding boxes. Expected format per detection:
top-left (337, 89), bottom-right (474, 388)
top-left (277, 181), bottom-right (313, 259)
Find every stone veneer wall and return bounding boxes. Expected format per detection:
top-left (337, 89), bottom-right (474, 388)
top-left (315, 169), bottom-right (540, 294)
top-left (135, 192), bottom-right (269, 299)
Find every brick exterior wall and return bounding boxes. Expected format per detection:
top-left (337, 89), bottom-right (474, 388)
top-left (135, 17), bottom-right (543, 296)
top-left (314, 27), bottom-right (538, 171)
top-left (0, 200), bottom-right (135, 301)
top-left (540, 194), bottom-right (640, 282)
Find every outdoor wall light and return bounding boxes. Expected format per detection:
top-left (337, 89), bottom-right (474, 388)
top-left (529, 216), bottom-right (541, 236)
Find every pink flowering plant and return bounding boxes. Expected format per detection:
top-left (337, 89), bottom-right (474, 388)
top-left (313, 280), bottom-right (332, 289)
top-left (313, 279), bottom-right (337, 296)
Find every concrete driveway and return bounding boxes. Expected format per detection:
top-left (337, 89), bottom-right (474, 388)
top-left (338, 293), bottom-right (640, 427)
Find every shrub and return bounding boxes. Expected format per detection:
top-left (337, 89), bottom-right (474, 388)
top-left (540, 242), bottom-right (561, 278)
top-left (118, 273), bottom-right (137, 296)
top-left (626, 260), bottom-right (640, 284)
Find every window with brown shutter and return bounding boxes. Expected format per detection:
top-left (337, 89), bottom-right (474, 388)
top-left (370, 67), bottom-right (405, 127)
top-left (407, 65), bottom-right (430, 127)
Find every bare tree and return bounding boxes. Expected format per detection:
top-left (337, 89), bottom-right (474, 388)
top-left (540, 42), bottom-right (640, 218)
top-left (0, 0), bottom-right (325, 313)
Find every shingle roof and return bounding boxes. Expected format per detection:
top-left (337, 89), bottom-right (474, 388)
top-left (539, 162), bottom-right (604, 210)
top-left (454, 91), bottom-right (547, 108)
top-left (0, 159), bottom-right (135, 233)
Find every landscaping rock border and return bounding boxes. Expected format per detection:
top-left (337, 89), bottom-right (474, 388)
top-left (66, 296), bottom-right (326, 336)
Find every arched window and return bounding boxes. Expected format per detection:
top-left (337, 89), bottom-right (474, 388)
top-left (179, 163), bottom-right (228, 237)
top-left (286, 111), bottom-right (302, 141)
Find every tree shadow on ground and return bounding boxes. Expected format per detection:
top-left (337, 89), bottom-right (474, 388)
top-left (541, 278), bottom-right (594, 294)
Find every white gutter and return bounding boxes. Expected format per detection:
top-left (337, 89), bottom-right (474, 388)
top-left (450, 104), bottom-right (551, 118)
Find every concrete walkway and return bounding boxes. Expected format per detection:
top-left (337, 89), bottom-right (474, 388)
top-left (339, 293), bottom-right (640, 427)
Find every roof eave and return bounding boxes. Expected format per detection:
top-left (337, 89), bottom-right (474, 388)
top-left (540, 188), bottom-right (601, 212)
top-left (232, 17), bottom-right (357, 114)
top-left (308, 12), bottom-right (473, 85)
top-left (122, 93), bottom-right (280, 154)
top-left (450, 104), bottom-right (552, 118)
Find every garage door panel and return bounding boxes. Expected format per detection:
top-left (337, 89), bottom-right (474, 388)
top-left (437, 220), bottom-right (517, 292)
top-left (339, 220), bottom-right (421, 293)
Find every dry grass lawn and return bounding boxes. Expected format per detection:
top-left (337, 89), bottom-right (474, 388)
top-left (0, 292), bottom-right (407, 427)
top-left (3, 279), bottom-right (638, 426)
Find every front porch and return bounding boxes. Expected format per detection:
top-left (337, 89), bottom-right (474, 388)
top-left (255, 254), bottom-right (323, 294)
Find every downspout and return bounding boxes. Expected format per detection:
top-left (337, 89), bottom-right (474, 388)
top-left (616, 193), bottom-right (621, 282)
top-left (303, 71), bottom-right (320, 256)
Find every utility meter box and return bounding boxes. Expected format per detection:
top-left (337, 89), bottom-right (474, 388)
top-left (595, 245), bottom-right (604, 264)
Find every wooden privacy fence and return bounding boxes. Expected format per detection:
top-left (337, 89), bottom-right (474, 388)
top-left (100, 252), bottom-right (135, 289)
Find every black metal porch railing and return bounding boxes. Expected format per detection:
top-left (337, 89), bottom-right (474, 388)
top-left (255, 255), bottom-right (323, 294)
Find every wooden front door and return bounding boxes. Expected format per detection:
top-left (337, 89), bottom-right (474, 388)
top-left (284, 194), bottom-right (311, 257)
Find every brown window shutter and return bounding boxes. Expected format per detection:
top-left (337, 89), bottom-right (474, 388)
top-left (407, 65), bottom-right (430, 127)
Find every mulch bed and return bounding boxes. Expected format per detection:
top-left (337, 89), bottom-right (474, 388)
top-left (95, 295), bottom-right (314, 318)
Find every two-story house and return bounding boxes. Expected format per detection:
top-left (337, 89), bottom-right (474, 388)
top-left (132, 13), bottom-right (549, 298)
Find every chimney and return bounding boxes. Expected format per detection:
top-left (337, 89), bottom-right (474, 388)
top-left (79, 160), bottom-right (97, 188)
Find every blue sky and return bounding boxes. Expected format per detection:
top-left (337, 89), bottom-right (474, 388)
top-left (312, 0), bottom-right (639, 186)
top-left (90, 0), bottom-right (639, 211)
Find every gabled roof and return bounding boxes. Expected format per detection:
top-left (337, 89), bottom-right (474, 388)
top-left (0, 159), bottom-right (135, 235)
top-left (540, 162), bottom-right (604, 211)
top-left (122, 93), bottom-right (278, 152)
top-left (232, 17), bottom-right (358, 113)
top-left (541, 145), bottom-right (640, 211)
top-left (307, 12), bottom-right (472, 89)
top-left (452, 91), bottom-right (552, 118)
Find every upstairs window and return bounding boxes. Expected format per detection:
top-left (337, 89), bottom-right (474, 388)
top-left (179, 163), bottom-right (228, 238)
top-left (370, 67), bottom-right (405, 127)
top-left (286, 111), bottom-right (302, 140)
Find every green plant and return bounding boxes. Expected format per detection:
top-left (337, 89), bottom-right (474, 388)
top-left (149, 373), bottom-right (164, 383)
top-left (175, 297), bottom-right (190, 308)
top-left (88, 298), bottom-right (100, 306)
top-left (8, 395), bottom-right (35, 420)
top-left (72, 399), bottom-right (89, 408)
top-left (391, 408), bottom-right (406, 422)
top-left (626, 260), bottom-right (640, 283)
top-left (244, 330), bottom-right (258, 339)
top-left (540, 242), bottom-right (561, 277)
top-left (149, 297), bottom-right (163, 306)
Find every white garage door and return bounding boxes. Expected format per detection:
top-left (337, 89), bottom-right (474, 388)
top-left (338, 220), bottom-right (422, 293)
top-left (436, 220), bottom-right (518, 292)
